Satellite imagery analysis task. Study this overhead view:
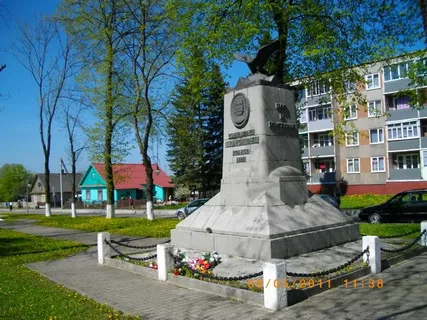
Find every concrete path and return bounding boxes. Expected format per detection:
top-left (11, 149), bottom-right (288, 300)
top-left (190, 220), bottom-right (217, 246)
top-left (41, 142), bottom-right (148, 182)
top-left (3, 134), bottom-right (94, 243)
top-left (1, 220), bottom-right (427, 319)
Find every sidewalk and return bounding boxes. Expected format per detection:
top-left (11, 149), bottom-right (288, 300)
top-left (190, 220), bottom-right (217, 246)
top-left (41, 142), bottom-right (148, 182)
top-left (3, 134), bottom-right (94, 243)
top-left (1, 220), bottom-right (427, 319)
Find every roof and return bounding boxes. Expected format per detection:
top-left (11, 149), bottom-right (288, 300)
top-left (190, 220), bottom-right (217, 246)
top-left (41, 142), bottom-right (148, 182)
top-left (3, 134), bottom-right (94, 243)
top-left (91, 163), bottom-right (174, 189)
top-left (33, 173), bottom-right (82, 193)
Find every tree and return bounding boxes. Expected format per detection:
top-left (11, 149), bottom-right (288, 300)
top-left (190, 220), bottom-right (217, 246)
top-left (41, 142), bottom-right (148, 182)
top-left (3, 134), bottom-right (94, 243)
top-left (0, 164), bottom-right (32, 202)
top-left (120, 0), bottom-right (178, 220)
top-left (10, 17), bottom-right (75, 217)
top-left (58, 0), bottom-right (131, 218)
top-left (169, 0), bottom-right (423, 121)
top-left (61, 96), bottom-right (88, 218)
top-left (167, 58), bottom-right (226, 197)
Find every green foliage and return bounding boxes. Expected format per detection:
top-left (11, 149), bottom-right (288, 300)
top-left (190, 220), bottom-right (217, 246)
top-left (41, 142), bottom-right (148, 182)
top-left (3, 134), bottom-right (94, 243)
top-left (6, 215), bottom-right (179, 238)
top-left (167, 55), bottom-right (227, 196)
top-left (0, 229), bottom-right (140, 319)
top-left (0, 164), bottom-right (32, 201)
top-left (340, 194), bottom-right (392, 210)
top-left (173, 185), bottom-right (191, 201)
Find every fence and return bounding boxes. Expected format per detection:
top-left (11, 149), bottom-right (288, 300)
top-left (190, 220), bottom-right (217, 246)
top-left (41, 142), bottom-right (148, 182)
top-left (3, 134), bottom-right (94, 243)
top-left (97, 222), bottom-right (427, 311)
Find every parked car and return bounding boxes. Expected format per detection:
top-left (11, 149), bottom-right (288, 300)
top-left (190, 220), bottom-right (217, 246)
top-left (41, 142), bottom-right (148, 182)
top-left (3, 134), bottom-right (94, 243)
top-left (359, 189), bottom-right (427, 223)
top-left (318, 194), bottom-right (339, 209)
top-left (176, 198), bottom-right (209, 219)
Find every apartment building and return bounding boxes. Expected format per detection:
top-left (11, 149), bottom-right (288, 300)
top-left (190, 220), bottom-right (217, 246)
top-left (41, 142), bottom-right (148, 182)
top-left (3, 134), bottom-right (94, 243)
top-left (296, 52), bottom-right (427, 195)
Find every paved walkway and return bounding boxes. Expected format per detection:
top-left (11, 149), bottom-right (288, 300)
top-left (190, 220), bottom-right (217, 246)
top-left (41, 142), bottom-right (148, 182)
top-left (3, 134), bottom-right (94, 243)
top-left (1, 220), bottom-right (427, 319)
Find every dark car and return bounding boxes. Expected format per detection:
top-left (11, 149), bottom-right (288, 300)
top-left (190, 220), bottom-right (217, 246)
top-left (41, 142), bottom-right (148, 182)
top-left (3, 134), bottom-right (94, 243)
top-left (318, 194), bottom-right (340, 209)
top-left (176, 198), bottom-right (209, 219)
top-left (359, 189), bottom-right (427, 223)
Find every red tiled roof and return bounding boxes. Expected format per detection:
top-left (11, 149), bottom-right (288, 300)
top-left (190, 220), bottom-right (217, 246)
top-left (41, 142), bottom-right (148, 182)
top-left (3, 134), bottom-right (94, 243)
top-left (92, 163), bottom-right (174, 189)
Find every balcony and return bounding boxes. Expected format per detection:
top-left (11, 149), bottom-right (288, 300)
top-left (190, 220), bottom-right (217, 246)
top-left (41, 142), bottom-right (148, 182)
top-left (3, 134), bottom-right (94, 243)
top-left (302, 147), bottom-right (309, 157)
top-left (389, 168), bottom-right (422, 180)
top-left (310, 145), bottom-right (334, 157)
top-left (384, 78), bottom-right (413, 94)
top-left (386, 108), bottom-right (418, 122)
top-left (388, 139), bottom-right (419, 151)
top-left (309, 171), bottom-right (337, 184)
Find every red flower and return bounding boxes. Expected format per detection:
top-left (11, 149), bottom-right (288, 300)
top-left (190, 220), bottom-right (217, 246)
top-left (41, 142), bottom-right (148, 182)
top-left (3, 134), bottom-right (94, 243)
top-left (173, 269), bottom-right (179, 276)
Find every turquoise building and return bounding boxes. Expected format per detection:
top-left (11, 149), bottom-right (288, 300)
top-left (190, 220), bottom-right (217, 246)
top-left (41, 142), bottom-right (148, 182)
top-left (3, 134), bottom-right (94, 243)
top-left (79, 163), bottom-right (174, 203)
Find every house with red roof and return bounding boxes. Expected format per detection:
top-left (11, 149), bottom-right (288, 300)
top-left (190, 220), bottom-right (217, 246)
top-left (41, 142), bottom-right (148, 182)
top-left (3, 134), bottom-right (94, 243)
top-left (79, 163), bottom-right (174, 203)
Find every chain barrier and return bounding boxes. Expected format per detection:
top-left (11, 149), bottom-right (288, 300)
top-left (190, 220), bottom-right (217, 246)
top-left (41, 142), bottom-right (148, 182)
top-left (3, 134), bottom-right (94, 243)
top-left (380, 230), bottom-right (426, 253)
top-left (286, 247), bottom-right (370, 278)
top-left (193, 270), bottom-right (263, 281)
top-left (105, 239), bottom-right (157, 261)
top-left (109, 238), bottom-right (170, 250)
top-left (360, 229), bottom-right (419, 239)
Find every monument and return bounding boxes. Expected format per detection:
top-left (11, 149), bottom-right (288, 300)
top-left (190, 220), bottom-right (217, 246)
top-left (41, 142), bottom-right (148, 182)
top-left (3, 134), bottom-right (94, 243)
top-left (171, 42), bottom-right (360, 261)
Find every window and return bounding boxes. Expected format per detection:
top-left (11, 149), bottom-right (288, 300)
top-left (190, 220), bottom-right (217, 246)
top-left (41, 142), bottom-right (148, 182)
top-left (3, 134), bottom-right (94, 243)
top-left (384, 62), bottom-right (411, 81)
top-left (301, 135), bottom-right (309, 148)
top-left (308, 105), bottom-right (332, 121)
top-left (370, 128), bottom-right (384, 144)
top-left (344, 105), bottom-right (357, 120)
top-left (345, 81), bottom-right (356, 93)
top-left (346, 131), bottom-right (359, 146)
top-left (392, 154), bottom-right (420, 169)
top-left (387, 121), bottom-right (418, 140)
top-left (97, 190), bottom-right (103, 201)
top-left (313, 133), bottom-right (333, 147)
top-left (299, 108), bottom-right (307, 123)
top-left (366, 73), bottom-right (380, 89)
top-left (41, 194), bottom-right (45, 202)
top-left (297, 88), bottom-right (306, 101)
top-left (392, 96), bottom-right (410, 110)
top-left (307, 80), bottom-right (330, 96)
top-left (371, 156), bottom-right (385, 172)
top-left (347, 158), bottom-right (360, 173)
top-left (86, 190), bottom-right (91, 200)
top-left (423, 151), bottom-right (427, 168)
top-left (303, 161), bottom-right (310, 174)
top-left (368, 100), bottom-right (382, 117)
top-left (314, 159), bottom-right (335, 173)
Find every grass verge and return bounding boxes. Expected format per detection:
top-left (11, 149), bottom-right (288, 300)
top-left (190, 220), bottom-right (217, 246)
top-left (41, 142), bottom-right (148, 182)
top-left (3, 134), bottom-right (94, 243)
top-left (340, 194), bottom-right (392, 210)
top-left (0, 228), bottom-right (140, 319)
top-left (4, 214), bottom-right (179, 238)
top-left (358, 223), bottom-right (421, 239)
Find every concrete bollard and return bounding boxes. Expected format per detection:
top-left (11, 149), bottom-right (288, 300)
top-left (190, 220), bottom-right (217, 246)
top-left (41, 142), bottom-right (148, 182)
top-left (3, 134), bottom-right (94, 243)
top-left (421, 221), bottom-right (427, 247)
top-left (157, 243), bottom-right (174, 281)
top-left (97, 232), bottom-right (111, 264)
top-left (362, 236), bottom-right (381, 273)
top-left (263, 259), bottom-right (287, 311)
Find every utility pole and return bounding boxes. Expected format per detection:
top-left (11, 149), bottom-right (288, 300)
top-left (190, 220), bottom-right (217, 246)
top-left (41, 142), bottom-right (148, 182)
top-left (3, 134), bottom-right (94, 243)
top-left (26, 178), bottom-right (29, 214)
top-left (60, 158), bottom-right (63, 209)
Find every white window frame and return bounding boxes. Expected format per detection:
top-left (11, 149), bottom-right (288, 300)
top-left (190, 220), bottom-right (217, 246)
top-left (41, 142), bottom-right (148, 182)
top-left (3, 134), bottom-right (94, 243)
top-left (86, 190), bottom-right (91, 200)
top-left (387, 121), bottom-right (419, 141)
top-left (307, 80), bottom-right (330, 97)
top-left (299, 108), bottom-right (307, 123)
top-left (369, 128), bottom-right (384, 144)
top-left (308, 105), bottom-right (332, 122)
top-left (345, 131), bottom-right (359, 146)
top-left (97, 190), bottom-right (103, 201)
top-left (41, 194), bottom-right (45, 202)
top-left (344, 105), bottom-right (357, 120)
top-left (347, 158), bottom-right (360, 173)
top-left (384, 62), bottom-right (411, 82)
top-left (371, 156), bottom-right (386, 172)
top-left (393, 154), bottom-right (420, 169)
top-left (368, 100), bottom-right (382, 117)
top-left (366, 73), bottom-right (380, 90)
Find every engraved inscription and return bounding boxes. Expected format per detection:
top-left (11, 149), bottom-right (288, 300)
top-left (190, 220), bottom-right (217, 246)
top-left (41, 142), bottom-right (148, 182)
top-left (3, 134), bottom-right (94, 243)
top-left (268, 121), bottom-right (297, 129)
top-left (225, 136), bottom-right (260, 148)
top-left (236, 156), bottom-right (246, 163)
top-left (228, 129), bottom-right (255, 140)
top-left (233, 148), bottom-right (251, 156)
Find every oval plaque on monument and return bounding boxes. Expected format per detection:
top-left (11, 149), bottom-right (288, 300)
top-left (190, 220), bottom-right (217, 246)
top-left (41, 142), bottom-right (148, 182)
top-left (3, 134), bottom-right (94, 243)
top-left (230, 93), bottom-right (250, 129)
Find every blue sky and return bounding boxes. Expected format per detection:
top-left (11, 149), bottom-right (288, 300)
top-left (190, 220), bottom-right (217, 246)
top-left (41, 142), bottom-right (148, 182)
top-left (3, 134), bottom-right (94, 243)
top-left (0, 0), bottom-right (245, 175)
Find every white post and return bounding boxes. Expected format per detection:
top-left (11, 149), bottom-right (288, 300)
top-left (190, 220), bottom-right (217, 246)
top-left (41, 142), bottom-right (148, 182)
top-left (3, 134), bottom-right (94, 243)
top-left (60, 159), bottom-right (63, 209)
top-left (263, 259), bottom-right (287, 311)
top-left (362, 236), bottom-right (381, 274)
top-left (421, 221), bottom-right (427, 246)
top-left (98, 232), bottom-right (111, 264)
top-left (157, 243), bottom-right (174, 281)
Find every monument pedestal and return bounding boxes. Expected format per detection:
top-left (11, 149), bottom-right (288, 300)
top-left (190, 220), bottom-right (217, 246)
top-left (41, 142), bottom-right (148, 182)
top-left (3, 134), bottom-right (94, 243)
top-left (172, 77), bottom-right (359, 260)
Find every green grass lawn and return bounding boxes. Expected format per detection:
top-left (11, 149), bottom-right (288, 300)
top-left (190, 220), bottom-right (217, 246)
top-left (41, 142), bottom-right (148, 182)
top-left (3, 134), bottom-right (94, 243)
top-left (358, 223), bottom-right (421, 239)
top-left (0, 229), bottom-right (141, 320)
top-left (4, 214), bottom-right (179, 238)
top-left (340, 194), bottom-right (393, 210)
